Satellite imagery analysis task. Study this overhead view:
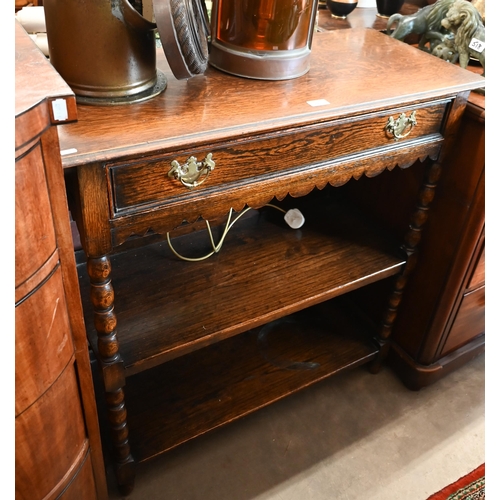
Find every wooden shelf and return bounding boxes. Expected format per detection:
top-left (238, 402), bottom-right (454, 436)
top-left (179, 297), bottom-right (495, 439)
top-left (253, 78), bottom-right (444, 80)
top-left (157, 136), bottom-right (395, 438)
top-left (124, 300), bottom-right (379, 463)
top-left (78, 195), bottom-right (405, 376)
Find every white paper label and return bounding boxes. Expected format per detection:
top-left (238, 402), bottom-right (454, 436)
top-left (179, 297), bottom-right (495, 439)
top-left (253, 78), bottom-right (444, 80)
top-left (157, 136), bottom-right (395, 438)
top-left (51, 98), bottom-right (68, 121)
top-left (469, 38), bottom-right (485, 53)
top-left (307, 99), bottom-right (330, 107)
top-left (60, 148), bottom-right (78, 156)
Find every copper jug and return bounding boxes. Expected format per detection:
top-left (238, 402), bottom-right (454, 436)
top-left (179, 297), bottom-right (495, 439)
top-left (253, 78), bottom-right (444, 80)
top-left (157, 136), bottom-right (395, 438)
top-left (209, 0), bottom-right (320, 80)
top-left (43, 0), bottom-right (164, 104)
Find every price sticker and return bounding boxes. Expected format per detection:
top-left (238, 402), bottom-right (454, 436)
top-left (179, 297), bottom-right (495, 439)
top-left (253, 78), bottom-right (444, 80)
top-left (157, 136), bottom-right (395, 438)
top-left (51, 98), bottom-right (69, 121)
top-left (469, 38), bottom-right (485, 53)
top-left (307, 99), bottom-right (330, 107)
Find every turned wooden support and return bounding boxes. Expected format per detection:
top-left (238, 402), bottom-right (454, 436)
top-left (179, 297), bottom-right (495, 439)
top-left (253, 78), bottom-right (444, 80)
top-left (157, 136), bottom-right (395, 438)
top-left (88, 257), bottom-right (119, 362)
top-left (106, 388), bottom-right (136, 495)
top-left (370, 160), bottom-right (442, 373)
top-left (87, 256), bottom-right (136, 493)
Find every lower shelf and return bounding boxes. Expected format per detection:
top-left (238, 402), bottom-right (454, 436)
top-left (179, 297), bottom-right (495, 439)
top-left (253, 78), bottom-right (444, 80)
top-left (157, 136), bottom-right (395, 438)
top-left (124, 299), bottom-right (379, 463)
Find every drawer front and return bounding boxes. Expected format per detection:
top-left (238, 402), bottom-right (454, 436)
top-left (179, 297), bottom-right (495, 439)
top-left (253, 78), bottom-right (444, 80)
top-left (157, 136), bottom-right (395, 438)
top-left (15, 265), bottom-right (75, 416)
top-left (15, 364), bottom-right (88, 500)
top-left (15, 141), bottom-right (57, 287)
top-left (108, 103), bottom-right (446, 217)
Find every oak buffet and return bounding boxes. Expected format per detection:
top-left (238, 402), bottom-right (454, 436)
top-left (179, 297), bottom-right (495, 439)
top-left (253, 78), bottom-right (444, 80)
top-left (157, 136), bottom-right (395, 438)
top-left (54, 28), bottom-right (484, 494)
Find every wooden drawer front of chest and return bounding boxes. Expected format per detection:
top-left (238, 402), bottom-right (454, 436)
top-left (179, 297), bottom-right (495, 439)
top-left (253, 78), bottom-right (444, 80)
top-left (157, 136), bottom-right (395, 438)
top-left (15, 141), bottom-right (57, 288)
top-left (108, 103), bottom-right (446, 217)
top-left (15, 265), bottom-right (75, 416)
top-left (15, 364), bottom-right (88, 500)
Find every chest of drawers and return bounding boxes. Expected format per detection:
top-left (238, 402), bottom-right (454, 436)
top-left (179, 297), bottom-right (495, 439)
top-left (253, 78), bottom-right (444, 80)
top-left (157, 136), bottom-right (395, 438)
top-left (15, 22), bottom-right (107, 500)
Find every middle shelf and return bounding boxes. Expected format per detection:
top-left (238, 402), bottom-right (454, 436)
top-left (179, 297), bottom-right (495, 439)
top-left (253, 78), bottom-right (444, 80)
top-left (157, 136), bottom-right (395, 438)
top-left (78, 193), bottom-right (406, 376)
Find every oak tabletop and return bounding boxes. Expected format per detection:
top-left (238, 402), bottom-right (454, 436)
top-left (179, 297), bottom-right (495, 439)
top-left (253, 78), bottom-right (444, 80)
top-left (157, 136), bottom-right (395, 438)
top-left (57, 28), bottom-right (484, 168)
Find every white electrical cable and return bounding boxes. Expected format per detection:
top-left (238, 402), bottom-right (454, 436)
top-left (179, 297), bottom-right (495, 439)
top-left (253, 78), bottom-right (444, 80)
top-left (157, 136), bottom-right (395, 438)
top-left (166, 204), bottom-right (304, 262)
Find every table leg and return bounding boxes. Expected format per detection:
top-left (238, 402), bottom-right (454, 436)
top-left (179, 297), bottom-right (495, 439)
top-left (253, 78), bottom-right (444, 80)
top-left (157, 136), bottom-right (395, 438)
top-left (370, 159), bottom-right (442, 373)
top-left (87, 255), bottom-right (136, 494)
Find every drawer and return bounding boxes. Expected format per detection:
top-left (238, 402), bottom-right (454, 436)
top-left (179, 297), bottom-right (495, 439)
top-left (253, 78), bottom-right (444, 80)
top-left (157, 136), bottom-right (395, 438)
top-left (108, 102), bottom-right (447, 217)
top-left (15, 265), bottom-right (75, 416)
top-left (15, 140), bottom-right (57, 287)
top-left (15, 364), bottom-right (88, 500)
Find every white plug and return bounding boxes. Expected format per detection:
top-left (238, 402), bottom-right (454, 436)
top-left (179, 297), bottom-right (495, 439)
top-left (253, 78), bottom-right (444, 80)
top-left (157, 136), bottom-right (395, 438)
top-left (284, 209), bottom-right (305, 229)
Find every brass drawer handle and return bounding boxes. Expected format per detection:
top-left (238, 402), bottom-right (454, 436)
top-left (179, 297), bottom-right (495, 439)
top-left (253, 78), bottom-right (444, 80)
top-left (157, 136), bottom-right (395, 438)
top-left (168, 153), bottom-right (215, 189)
top-left (385, 111), bottom-right (417, 140)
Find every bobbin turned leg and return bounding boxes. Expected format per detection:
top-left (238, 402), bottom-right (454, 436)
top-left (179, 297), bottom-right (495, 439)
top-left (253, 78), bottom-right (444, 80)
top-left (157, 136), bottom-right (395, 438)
top-left (87, 255), bottom-right (136, 494)
top-left (370, 160), bottom-right (442, 373)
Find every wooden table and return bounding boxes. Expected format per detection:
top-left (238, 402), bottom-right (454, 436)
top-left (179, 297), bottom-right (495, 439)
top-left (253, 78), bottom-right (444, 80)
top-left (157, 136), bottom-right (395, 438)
top-left (58, 28), bottom-right (484, 494)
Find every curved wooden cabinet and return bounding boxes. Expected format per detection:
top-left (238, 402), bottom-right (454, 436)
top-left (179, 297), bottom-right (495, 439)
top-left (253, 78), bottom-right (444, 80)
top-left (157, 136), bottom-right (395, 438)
top-left (388, 92), bottom-right (485, 390)
top-left (15, 21), bottom-right (107, 500)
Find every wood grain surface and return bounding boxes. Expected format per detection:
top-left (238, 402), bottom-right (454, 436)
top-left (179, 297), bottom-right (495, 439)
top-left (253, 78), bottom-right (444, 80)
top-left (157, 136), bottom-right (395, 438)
top-left (58, 29), bottom-right (484, 167)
